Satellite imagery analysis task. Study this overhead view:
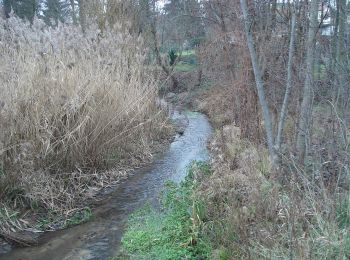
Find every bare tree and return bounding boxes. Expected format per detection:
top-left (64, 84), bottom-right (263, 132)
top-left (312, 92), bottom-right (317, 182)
top-left (70, 0), bottom-right (77, 25)
top-left (240, 0), bottom-right (277, 165)
top-left (276, 6), bottom-right (297, 152)
top-left (77, 0), bottom-right (86, 32)
top-left (335, 0), bottom-right (348, 107)
top-left (297, 0), bottom-right (319, 163)
top-left (3, 0), bottom-right (11, 18)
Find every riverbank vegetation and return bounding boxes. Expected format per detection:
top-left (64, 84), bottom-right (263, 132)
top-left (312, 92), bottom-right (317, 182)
top-left (188, 0), bottom-right (350, 257)
top-left (0, 5), bottom-right (171, 243)
top-left (194, 113), bottom-right (350, 258)
top-left (121, 0), bottom-right (350, 258)
top-left (120, 162), bottom-right (212, 260)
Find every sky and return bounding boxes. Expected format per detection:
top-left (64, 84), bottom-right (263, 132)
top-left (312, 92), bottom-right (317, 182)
top-left (156, 0), bottom-right (170, 10)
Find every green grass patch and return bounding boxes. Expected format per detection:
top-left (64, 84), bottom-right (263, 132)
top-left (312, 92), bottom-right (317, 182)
top-left (313, 63), bottom-right (326, 80)
top-left (336, 192), bottom-right (350, 228)
top-left (177, 49), bottom-right (196, 57)
top-left (0, 205), bottom-right (20, 222)
top-left (64, 207), bottom-right (92, 227)
top-left (175, 61), bottom-right (197, 72)
top-left (36, 207), bottom-right (92, 230)
top-left (174, 49), bottom-right (198, 72)
top-left (120, 161), bottom-right (212, 260)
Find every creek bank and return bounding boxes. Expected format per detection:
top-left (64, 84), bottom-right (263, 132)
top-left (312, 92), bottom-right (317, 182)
top-left (0, 100), bottom-right (177, 255)
top-left (1, 107), bottom-right (212, 260)
top-left (117, 86), bottom-right (239, 260)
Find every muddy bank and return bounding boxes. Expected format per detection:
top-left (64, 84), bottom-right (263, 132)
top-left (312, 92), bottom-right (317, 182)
top-left (0, 110), bottom-right (212, 260)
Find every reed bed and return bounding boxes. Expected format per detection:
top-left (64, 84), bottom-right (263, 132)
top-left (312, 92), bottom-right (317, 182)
top-left (0, 17), bottom-right (169, 216)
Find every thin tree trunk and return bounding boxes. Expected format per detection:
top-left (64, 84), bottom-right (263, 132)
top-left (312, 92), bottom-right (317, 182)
top-left (335, 0), bottom-right (347, 106)
top-left (297, 0), bottom-right (319, 163)
top-left (271, 0), bottom-right (277, 29)
top-left (3, 0), bottom-right (11, 18)
top-left (240, 0), bottom-right (277, 165)
top-left (276, 10), bottom-right (297, 152)
top-left (78, 0), bottom-right (86, 33)
top-left (329, 0), bottom-right (339, 96)
top-left (217, 1), bottom-right (235, 81)
top-left (70, 0), bottom-right (77, 25)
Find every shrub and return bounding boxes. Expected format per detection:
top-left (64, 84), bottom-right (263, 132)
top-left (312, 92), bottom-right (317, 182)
top-left (168, 49), bottom-right (177, 66)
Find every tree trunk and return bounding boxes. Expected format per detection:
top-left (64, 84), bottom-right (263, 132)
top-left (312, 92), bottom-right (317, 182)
top-left (70, 0), bottom-right (77, 25)
top-left (276, 10), bottom-right (297, 152)
top-left (271, 0), bottom-right (277, 29)
top-left (3, 0), bottom-right (11, 18)
top-left (329, 0), bottom-right (339, 97)
top-left (240, 0), bottom-right (277, 166)
top-left (78, 0), bottom-right (86, 33)
top-left (297, 0), bottom-right (319, 163)
top-left (335, 0), bottom-right (347, 106)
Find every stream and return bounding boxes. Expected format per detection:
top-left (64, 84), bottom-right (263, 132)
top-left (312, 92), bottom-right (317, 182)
top-left (0, 110), bottom-right (212, 260)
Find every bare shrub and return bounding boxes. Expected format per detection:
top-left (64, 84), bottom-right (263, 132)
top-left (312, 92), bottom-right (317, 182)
top-left (0, 17), bottom-right (169, 212)
top-left (194, 82), bottom-right (261, 143)
top-left (198, 6), bottom-right (263, 143)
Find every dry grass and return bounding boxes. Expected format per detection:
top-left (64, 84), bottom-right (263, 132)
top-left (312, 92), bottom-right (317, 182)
top-left (197, 21), bottom-right (263, 144)
top-left (194, 11), bottom-right (350, 256)
top-left (193, 77), bottom-right (350, 259)
top-left (194, 84), bottom-right (262, 143)
top-left (195, 123), bottom-right (350, 259)
top-left (191, 1), bottom-right (350, 257)
top-left (0, 17), bottom-right (170, 227)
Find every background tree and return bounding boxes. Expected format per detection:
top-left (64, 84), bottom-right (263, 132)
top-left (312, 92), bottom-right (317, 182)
top-left (42, 0), bottom-right (69, 26)
top-left (297, 0), bottom-right (319, 163)
top-left (3, 0), bottom-right (38, 22)
top-left (3, 0), bottom-right (11, 18)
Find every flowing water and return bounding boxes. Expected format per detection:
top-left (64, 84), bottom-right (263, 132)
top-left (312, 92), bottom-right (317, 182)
top-left (1, 110), bottom-right (212, 260)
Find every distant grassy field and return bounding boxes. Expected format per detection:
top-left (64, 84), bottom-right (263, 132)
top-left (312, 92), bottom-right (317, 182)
top-left (175, 61), bottom-right (197, 72)
top-left (174, 49), bottom-right (198, 72)
top-left (177, 49), bottom-right (196, 56)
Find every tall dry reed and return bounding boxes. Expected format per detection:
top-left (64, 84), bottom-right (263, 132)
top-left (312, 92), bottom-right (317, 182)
top-left (0, 17), bottom-right (168, 211)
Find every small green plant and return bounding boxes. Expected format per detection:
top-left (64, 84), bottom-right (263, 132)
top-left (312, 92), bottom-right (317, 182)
top-left (64, 207), bottom-right (92, 227)
top-left (168, 49), bottom-right (178, 66)
top-left (214, 247), bottom-right (230, 260)
top-left (36, 207), bottom-right (93, 230)
top-left (187, 161), bottom-right (212, 178)
top-left (36, 209), bottom-right (60, 230)
top-left (336, 192), bottom-right (350, 228)
top-left (0, 206), bottom-right (19, 222)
